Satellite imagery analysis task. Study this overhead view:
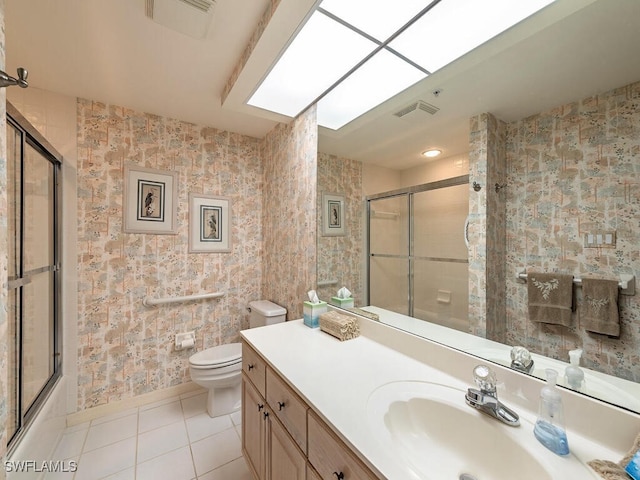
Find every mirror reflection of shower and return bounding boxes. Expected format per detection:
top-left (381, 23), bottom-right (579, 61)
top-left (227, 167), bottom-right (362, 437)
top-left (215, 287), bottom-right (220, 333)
top-left (367, 176), bottom-right (469, 332)
top-left (0, 67), bottom-right (28, 88)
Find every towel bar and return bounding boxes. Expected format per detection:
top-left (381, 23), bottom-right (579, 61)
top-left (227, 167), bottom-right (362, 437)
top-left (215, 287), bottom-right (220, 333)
top-left (516, 271), bottom-right (635, 296)
top-left (142, 291), bottom-right (225, 307)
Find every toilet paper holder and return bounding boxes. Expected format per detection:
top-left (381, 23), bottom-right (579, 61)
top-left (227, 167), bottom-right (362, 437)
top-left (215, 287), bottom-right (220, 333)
top-left (175, 331), bottom-right (196, 351)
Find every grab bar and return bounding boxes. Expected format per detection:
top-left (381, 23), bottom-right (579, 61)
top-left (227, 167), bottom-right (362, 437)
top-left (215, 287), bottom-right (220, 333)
top-left (516, 270), bottom-right (635, 296)
top-left (317, 279), bottom-right (338, 287)
top-left (142, 291), bottom-right (225, 307)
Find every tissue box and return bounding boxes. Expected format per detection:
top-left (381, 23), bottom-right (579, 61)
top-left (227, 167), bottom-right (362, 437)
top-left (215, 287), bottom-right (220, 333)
top-left (330, 296), bottom-right (354, 308)
top-left (303, 301), bottom-right (327, 328)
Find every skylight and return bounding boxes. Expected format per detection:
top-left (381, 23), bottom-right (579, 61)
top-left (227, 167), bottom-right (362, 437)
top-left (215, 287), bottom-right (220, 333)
top-left (248, 0), bottom-right (555, 130)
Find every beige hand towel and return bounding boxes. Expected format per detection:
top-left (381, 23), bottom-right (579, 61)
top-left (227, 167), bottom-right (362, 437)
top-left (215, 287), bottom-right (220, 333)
top-left (527, 272), bottom-right (574, 327)
top-left (582, 278), bottom-right (620, 337)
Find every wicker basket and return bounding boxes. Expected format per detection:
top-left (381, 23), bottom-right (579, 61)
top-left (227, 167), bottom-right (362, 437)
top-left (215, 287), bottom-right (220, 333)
top-left (319, 311), bottom-right (360, 341)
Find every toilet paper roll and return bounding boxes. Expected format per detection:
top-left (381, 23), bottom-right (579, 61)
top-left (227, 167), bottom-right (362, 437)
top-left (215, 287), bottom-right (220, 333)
top-left (180, 338), bottom-right (195, 349)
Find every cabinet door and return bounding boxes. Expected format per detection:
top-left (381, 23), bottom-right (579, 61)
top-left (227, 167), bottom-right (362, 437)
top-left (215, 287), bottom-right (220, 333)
top-left (267, 414), bottom-right (306, 480)
top-left (242, 376), bottom-right (267, 480)
top-left (307, 464), bottom-right (322, 480)
top-left (308, 411), bottom-right (379, 480)
top-left (266, 368), bottom-right (308, 453)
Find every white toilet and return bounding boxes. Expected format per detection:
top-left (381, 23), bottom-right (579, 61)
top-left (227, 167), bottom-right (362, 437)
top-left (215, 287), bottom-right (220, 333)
top-left (189, 300), bottom-right (287, 417)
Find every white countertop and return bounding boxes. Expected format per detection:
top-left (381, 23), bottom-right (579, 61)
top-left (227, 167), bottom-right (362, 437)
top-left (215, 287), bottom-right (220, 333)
top-left (241, 318), bottom-right (636, 479)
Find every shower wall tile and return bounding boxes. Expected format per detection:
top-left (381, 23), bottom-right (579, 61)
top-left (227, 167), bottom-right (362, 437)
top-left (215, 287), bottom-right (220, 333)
top-left (504, 80), bottom-right (640, 381)
top-left (261, 106), bottom-right (317, 320)
top-left (77, 100), bottom-right (263, 409)
top-left (317, 152), bottom-right (363, 304)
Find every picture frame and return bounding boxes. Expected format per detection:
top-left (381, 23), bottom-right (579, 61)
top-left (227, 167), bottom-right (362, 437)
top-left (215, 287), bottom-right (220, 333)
top-left (321, 193), bottom-right (346, 237)
top-left (189, 193), bottom-right (232, 253)
top-left (123, 165), bottom-right (178, 234)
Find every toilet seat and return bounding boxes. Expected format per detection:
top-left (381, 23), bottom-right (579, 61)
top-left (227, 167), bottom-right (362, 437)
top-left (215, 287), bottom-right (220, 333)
top-left (189, 342), bottom-right (242, 370)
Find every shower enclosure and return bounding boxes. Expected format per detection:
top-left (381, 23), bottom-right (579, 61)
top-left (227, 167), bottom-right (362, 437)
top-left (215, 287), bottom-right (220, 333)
top-left (367, 175), bottom-right (469, 332)
top-left (6, 103), bottom-right (62, 449)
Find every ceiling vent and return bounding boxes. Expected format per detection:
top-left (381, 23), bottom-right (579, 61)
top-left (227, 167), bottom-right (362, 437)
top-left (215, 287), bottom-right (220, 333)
top-left (146, 0), bottom-right (216, 39)
top-left (394, 100), bottom-right (440, 119)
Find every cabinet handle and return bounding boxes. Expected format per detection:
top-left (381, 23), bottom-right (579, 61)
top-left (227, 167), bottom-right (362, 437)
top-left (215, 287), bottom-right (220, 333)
top-left (333, 472), bottom-right (344, 480)
top-left (257, 404), bottom-right (264, 412)
top-left (263, 411), bottom-right (269, 419)
top-left (248, 364), bottom-right (254, 371)
top-left (277, 401), bottom-right (285, 411)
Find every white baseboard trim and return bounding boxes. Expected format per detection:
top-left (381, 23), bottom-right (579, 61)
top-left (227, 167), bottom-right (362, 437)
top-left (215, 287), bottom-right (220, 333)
top-left (66, 382), bottom-right (203, 426)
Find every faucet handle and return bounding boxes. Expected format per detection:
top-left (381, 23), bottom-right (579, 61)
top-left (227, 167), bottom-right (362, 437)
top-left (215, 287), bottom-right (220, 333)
top-left (511, 346), bottom-right (532, 365)
top-left (472, 364), bottom-right (497, 393)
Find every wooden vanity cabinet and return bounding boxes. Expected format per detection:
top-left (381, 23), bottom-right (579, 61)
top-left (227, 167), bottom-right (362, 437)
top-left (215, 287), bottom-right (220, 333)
top-left (242, 341), bottom-right (379, 480)
top-left (242, 342), bottom-right (306, 480)
top-left (308, 411), bottom-right (378, 480)
top-left (268, 407), bottom-right (306, 479)
top-left (242, 376), bottom-right (266, 480)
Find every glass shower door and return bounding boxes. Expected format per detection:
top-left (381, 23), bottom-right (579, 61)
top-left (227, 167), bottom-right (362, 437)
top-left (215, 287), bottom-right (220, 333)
top-left (412, 183), bottom-right (469, 331)
top-left (367, 176), bottom-right (469, 330)
top-left (6, 108), bottom-right (61, 448)
top-left (368, 194), bottom-right (409, 315)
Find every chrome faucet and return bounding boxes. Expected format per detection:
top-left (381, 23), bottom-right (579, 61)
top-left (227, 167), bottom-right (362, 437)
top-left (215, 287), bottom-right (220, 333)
top-left (510, 346), bottom-right (535, 374)
top-left (465, 364), bottom-right (520, 427)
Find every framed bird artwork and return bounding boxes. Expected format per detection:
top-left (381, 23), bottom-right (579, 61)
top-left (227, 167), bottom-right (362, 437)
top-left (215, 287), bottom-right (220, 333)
top-left (123, 165), bottom-right (178, 234)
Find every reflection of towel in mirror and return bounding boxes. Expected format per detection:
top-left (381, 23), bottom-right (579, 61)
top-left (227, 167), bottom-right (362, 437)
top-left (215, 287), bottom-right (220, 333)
top-left (527, 272), bottom-right (574, 327)
top-left (582, 278), bottom-right (620, 337)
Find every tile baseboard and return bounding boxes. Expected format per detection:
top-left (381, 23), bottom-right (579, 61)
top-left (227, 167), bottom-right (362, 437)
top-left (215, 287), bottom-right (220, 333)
top-left (66, 381), bottom-right (202, 427)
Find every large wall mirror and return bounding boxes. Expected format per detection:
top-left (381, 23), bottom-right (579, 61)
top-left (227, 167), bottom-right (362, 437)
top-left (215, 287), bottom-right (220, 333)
top-left (316, 0), bottom-right (640, 413)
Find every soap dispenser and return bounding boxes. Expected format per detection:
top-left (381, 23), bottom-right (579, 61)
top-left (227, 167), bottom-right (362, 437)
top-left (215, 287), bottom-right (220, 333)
top-left (534, 368), bottom-right (570, 456)
top-left (565, 348), bottom-right (585, 391)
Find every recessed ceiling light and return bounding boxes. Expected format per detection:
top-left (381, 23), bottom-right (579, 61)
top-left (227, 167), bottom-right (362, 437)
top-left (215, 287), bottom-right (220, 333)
top-left (422, 149), bottom-right (442, 158)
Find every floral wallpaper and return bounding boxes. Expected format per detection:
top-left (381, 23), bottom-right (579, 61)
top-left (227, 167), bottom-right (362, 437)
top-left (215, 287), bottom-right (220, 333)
top-left (76, 99), bottom-right (264, 409)
top-left (504, 81), bottom-right (640, 381)
top-left (316, 152), bottom-right (363, 305)
top-left (468, 113), bottom-right (507, 339)
top-left (261, 106), bottom-right (317, 320)
top-left (221, 0), bottom-right (281, 104)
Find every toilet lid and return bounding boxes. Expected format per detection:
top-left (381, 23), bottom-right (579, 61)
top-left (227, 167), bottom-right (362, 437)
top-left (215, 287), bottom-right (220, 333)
top-left (189, 342), bottom-right (242, 367)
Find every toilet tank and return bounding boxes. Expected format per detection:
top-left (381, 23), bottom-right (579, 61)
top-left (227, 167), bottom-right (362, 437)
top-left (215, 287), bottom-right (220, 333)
top-left (249, 300), bottom-right (287, 328)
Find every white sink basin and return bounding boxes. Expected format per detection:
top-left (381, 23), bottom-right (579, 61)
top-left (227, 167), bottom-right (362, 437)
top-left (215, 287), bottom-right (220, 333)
top-left (367, 381), bottom-right (594, 480)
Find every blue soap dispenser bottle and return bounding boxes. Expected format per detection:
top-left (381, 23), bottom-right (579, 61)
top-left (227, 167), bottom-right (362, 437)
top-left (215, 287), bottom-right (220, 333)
top-left (534, 368), bottom-right (570, 456)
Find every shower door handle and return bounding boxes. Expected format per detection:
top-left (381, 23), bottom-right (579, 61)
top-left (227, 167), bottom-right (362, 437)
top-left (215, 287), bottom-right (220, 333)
top-left (464, 216), bottom-right (470, 248)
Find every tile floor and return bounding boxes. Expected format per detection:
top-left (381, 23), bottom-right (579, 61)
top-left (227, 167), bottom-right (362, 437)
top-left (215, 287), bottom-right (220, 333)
top-left (44, 389), bottom-right (253, 480)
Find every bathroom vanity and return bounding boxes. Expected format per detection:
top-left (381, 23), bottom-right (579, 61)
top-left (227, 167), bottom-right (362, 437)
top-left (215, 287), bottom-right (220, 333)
top-left (241, 313), bottom-right (640, 479)
top-left (241, 339), bottom-right (378, 479)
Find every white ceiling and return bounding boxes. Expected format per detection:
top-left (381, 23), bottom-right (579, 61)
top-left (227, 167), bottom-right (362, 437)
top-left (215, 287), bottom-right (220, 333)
top-left (6, 0), bottom-right (640, 170)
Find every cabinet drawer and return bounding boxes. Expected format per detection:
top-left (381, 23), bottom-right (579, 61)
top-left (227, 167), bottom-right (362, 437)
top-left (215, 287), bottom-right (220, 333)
top-left (243, 341), bottom-right (267, 397)
top-left (308, 411), bottom-right (378, 480)
top-left (266, 368), bottom-right (308, 453)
